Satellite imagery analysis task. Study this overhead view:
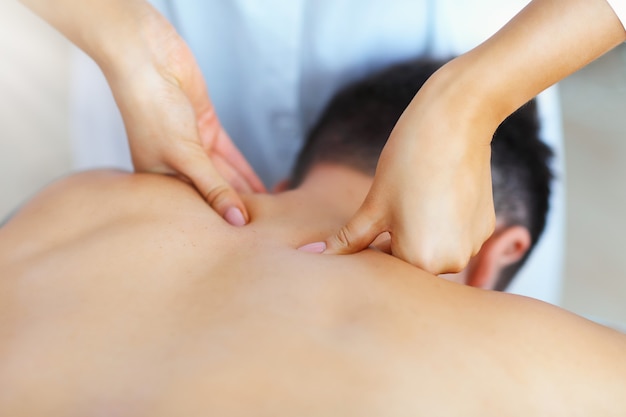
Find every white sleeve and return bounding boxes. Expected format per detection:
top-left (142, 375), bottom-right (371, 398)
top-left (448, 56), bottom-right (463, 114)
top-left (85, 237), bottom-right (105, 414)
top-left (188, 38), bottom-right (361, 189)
top-left (605, 0), bottom-right (626, 30)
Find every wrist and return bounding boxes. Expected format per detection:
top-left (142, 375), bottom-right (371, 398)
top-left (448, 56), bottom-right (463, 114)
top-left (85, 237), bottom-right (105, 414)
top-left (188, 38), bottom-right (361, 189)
top-left (95, 2), bottom-right (165, 83)
top-left (410, 57), bottom-right (504, 147)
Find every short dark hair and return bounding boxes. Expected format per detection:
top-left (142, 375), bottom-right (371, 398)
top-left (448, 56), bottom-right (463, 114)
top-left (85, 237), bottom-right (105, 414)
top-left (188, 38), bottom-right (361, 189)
top-left (290, 58), bottom-right (553, 290)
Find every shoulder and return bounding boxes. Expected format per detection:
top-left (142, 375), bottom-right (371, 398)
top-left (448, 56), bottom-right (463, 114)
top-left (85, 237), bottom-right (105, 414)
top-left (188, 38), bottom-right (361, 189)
top-left (476, 289), bottom-right (626, 408)
top-left (0, 170), bottom-right (207, 263)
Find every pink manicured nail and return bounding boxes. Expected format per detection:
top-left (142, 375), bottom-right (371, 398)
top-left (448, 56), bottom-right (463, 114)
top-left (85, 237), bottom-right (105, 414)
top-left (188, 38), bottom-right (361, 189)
top-left (224, 207), bottom-right (246, 227)
top-left (298, 241), bottom-right (327, 253)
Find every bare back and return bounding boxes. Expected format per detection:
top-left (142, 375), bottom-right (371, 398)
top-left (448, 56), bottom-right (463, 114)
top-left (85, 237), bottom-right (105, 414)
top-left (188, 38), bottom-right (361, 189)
top-left (0, 171), bottom-right (624, 416)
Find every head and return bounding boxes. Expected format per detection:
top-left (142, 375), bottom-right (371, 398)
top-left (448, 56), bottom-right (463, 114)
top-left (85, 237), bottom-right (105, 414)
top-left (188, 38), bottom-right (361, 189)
top-left (289, 57), bottom-right (553, 291)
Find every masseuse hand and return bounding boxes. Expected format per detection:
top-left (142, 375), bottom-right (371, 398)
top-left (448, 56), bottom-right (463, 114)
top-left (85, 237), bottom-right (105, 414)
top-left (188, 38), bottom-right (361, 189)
top-left (314, 0), bottom-right (626, 274)
top-left (108, 11), bottom-right (265, 225)
top-left (20, 0), bottom-right (265, 226)
top-left (322, 64), bottom-right (497, 274)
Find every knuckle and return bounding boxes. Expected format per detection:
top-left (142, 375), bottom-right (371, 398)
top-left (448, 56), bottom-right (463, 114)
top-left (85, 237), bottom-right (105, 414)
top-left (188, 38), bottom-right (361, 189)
top-left (203, 183), bottom-right (232, 208)
top-left (446, 257), bottom-right (468, 274)
top-left (451, 244), bottom-right (475, 273)
top-left (420, 250), bottom-right (469, 275)
top-left (416, 257), bottom-right (436, 273)
top-left (425, 258), bottom-right (445, 275)
top-left (333, 226), bottom-right (353, 251)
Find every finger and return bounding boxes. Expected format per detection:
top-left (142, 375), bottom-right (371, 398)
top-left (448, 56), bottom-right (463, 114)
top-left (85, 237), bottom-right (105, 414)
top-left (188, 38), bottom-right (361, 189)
top-left (170, 145), bottom-right (250, 226)
top-left (324, 206), bottom-right (385, 255)
top-left (195, 105), bottom-right (266, 193)
top-left (391, 230), bottom-right (470, 275)
top-left (186, 73), bottom-right (266, 194)
top-left (211, 152), bottom-right (254, 194)
top-left (213, 129), bottom-right (267, 193)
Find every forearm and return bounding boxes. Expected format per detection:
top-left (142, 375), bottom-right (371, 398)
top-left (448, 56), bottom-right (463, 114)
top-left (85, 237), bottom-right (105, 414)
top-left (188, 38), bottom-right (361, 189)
top-left (18, 0), bottom-right (165, 76)
top-left (475, 0), bottom-right (624, 118)
top-left (421, 0), bottom-right (626, 139)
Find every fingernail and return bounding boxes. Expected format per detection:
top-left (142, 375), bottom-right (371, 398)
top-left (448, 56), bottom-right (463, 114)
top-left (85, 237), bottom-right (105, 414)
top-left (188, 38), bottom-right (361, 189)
top-left (298, 241), bottom-right (327, 253)
top-left (224, 207), bottom-right (246, 227)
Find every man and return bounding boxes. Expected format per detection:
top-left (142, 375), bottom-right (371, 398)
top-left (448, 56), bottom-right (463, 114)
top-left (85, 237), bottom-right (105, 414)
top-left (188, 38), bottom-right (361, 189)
top-left (0, 59), bottom-right (624, 416)
top-left (289, 58), bottom-right (552, 291)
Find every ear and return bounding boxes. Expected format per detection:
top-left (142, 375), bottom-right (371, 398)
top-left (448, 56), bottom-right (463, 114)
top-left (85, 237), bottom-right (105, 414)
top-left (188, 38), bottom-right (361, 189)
top-left (465, 226), bottom-right (531, 290)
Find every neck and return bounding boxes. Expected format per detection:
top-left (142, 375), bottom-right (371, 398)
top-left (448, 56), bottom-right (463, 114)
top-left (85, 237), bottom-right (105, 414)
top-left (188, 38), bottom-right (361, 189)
top-left (241, 165), bottom-right (372, 247)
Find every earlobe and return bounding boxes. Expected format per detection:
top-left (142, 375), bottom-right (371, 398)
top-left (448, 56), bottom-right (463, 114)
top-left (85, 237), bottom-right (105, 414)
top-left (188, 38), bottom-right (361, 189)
top-left (465, 226), bottom-right (531, 290)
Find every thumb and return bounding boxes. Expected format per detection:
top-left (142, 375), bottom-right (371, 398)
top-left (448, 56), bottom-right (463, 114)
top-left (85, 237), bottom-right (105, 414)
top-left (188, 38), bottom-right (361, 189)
top-left (324, 206), bottom-right (385, 255)
top-left (172, 147), bottom-right (250, 227)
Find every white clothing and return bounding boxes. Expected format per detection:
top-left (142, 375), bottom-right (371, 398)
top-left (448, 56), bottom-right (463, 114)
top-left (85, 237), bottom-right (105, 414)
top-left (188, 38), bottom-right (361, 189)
top-left (70, 0), bottom-right (564, 304)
